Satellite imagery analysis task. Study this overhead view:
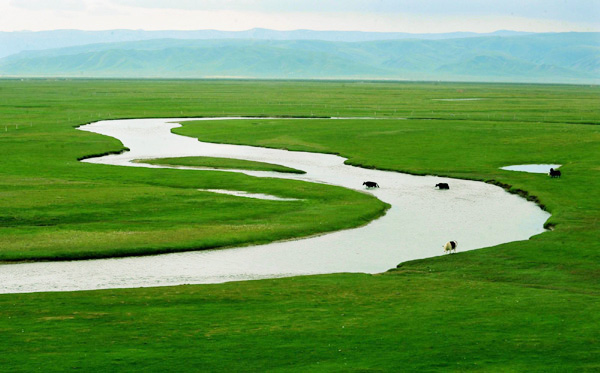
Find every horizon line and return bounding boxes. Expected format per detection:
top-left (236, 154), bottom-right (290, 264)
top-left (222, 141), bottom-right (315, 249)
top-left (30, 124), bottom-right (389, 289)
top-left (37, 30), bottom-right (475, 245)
top-left (3, 28), bottom-right (594, 34)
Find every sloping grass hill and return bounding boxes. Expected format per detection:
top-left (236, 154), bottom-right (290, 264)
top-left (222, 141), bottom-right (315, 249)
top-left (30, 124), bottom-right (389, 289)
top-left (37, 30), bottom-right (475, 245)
top-left (0, 33), bottom-right (598, 83)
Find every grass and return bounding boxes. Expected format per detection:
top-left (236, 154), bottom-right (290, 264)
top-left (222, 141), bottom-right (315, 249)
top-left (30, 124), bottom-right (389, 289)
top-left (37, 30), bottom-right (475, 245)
top-left (0, 80), bottom-right (391, 261)
top-left (0, 79), bottom-right (598, 371)
top-left (135, 156), bottom-right (305, 174)
top-left (1, 275), bottom-right (598, 372)
top-left (175, 117), bottom-right (599, 229)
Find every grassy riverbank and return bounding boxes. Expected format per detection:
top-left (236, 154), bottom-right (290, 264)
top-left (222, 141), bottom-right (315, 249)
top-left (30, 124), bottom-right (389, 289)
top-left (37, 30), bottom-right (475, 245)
top-left (2, 274), bottom-right (598, 371)
top-left (0, 79), bottom-right (598, 371)
top-left (136, 156), bottom-right (305, 174)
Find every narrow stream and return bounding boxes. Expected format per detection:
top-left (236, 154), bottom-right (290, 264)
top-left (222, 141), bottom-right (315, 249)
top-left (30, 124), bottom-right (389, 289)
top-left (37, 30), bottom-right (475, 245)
top-left (0, 118), bottom-right (550, 293)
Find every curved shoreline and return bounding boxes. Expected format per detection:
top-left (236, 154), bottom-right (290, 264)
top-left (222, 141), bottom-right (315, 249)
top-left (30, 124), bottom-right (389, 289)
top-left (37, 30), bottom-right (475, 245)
top-left (0, 117), bottom-right (550, 293)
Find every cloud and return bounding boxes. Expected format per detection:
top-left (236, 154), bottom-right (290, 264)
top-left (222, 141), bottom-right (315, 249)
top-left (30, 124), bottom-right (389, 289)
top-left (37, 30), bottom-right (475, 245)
top-left (0, 0), bottom-right (598, 32)
top-left (104, 0), bottom-right (600, 31)
top-left (106, 0), bottom-right (600, 24)
top-left (9, 0), bottom-right (88, 11)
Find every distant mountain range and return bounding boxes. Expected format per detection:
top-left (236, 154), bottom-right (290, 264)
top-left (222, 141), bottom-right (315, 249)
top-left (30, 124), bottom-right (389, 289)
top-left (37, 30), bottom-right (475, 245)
top-left (0, 28), bottom-right (533, 59)
top-left (0, 30), bottom-right (598, 83)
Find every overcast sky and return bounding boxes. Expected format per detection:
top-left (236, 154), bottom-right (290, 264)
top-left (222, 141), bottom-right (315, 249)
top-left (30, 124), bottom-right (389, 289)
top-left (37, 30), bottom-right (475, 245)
top-left (1, 0), bottom-right (598, 33)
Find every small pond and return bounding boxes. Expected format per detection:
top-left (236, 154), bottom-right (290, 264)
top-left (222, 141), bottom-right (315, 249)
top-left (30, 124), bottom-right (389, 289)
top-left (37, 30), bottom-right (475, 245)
top-left (501, 164), bottom-right (561, 174)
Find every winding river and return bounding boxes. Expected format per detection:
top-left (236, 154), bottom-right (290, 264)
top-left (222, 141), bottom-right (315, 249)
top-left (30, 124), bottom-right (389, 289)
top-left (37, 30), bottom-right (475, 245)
top-left (0, 118), bottom-right (550, 293)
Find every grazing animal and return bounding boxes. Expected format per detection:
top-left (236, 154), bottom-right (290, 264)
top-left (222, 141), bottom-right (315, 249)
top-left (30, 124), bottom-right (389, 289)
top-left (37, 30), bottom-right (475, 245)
top-left (443, 240), bottom-right (458, 254)
top-left (363, 181), bottom-right (379, 188)
top-left (549, 168), bottom-right (561, 178)
top-left (435, 183), bottom-right (450, 190)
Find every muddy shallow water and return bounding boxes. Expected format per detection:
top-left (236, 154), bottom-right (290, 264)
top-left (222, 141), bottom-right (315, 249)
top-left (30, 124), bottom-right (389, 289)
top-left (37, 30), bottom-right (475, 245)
top-left (0, 118), bottom-right (550, 293)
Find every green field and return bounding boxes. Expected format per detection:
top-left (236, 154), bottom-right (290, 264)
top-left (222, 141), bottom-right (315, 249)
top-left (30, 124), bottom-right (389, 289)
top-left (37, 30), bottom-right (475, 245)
top-left (0, 79), bottom-right (598, 371)
top-left (0, 80), bottom-right (391, 261)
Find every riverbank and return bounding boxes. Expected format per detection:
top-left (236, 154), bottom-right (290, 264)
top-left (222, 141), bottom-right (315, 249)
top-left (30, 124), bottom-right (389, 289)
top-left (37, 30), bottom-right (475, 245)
top-left (0, 117), bottom-right (548, 292)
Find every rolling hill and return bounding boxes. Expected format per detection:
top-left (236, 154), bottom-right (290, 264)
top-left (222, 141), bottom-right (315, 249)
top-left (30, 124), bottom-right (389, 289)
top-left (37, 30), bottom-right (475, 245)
top-left (0, 28), bottom-right (532, 59)
top-left (0, 32), bottom-right (597, 83)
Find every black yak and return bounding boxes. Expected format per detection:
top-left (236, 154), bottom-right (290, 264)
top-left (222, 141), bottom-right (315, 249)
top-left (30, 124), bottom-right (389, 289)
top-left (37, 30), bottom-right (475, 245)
top-left (363, 181), bottom-right (379, 188)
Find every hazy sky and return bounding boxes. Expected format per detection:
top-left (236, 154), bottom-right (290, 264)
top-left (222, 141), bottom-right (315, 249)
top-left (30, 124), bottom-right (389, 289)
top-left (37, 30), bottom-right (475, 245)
top-left (1, 0), bottom-right (598, 33)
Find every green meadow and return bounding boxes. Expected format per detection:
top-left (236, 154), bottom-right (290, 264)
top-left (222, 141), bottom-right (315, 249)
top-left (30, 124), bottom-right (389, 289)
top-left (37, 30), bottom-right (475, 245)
top-left (0, 80), bottom-right (390, 261)
top-left (0, 79), bottom-right (598, 371)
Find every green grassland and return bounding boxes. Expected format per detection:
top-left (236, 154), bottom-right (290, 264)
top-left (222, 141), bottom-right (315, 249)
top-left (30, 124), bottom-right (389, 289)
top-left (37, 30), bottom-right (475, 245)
top-left (0, 79), bottom-right (599, 371)
top-left (136, 156), bottom-right (305, 174)
top-left (0, 80), bottom-right (391, 261)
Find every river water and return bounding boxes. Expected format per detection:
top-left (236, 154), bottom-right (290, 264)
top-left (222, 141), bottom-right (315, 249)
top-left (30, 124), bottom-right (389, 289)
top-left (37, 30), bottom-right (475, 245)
top-left (0, 118), bottom-right (550, 293)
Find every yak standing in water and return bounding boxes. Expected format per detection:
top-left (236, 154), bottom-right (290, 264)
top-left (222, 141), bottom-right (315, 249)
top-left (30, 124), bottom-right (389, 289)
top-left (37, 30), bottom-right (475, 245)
top-left (443, 241), bottom-right (458, 254)
top-left (363, 181), bottom-right (379, 188)
top-left (549, 168), bottom-right (561, 178)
